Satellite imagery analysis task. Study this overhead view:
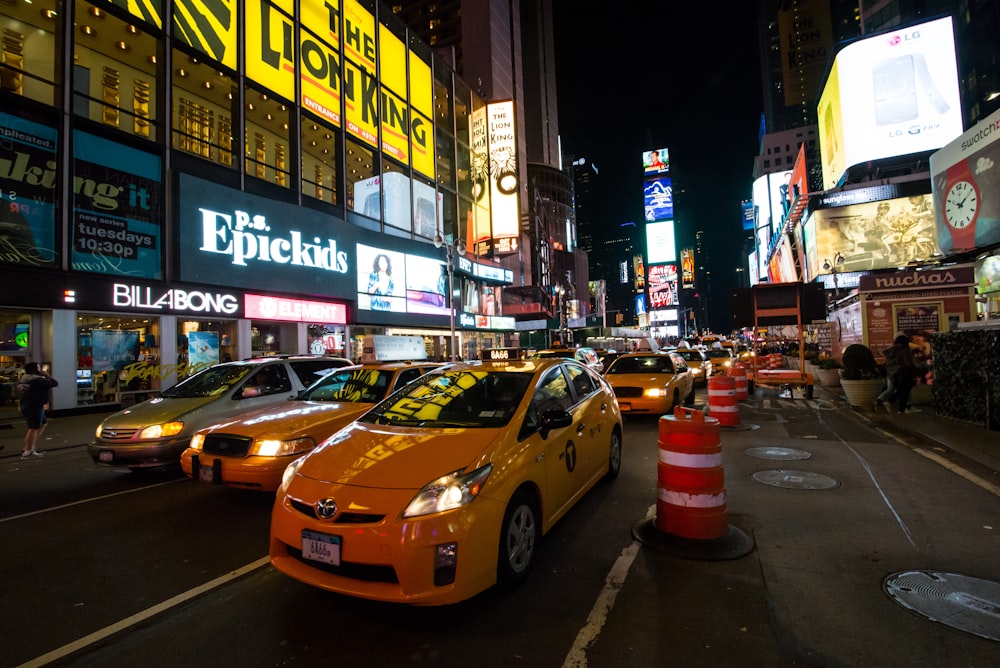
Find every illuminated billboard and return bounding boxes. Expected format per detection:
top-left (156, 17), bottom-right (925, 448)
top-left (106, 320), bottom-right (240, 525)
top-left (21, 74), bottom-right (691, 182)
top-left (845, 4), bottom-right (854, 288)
top-left (817, 17), bottom-right (963, 189)
top-left (742, 200), bottom-right (755, 232)
top-left (486, 101), bottom-right (520, 253)
top-left (681, 248), bottom-right (695, 289)
top-left (645, 220), bottom-right (676, 264)
top-left (642, 147), bottom-right (669, 175)
top-left (810, 194), bottom-right (939, 274)
top-left (356, 243), bottom-right (451, 316)
top-left (647, 264), bottom-right (678, 308)
top-left (752, 170), bottom-right (792, 237)
top-left (643, 177), bottom-right (673, 221)
top-left (929, 105), bottom-right (1000, 255)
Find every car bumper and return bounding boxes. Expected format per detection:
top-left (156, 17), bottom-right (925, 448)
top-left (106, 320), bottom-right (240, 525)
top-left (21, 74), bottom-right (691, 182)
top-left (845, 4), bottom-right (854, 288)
top-left (88, 437), bottom-right (189, 468)
top-left (181, 449), bottom-right (290, 491)
top-left (269, 482), bottom-right (506, 605)
top-left (614, 397), bottom-right (672, 414)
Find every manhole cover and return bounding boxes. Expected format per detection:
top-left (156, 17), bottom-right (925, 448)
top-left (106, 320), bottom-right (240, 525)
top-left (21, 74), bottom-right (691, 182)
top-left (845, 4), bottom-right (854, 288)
top-left (745, 446), bottom-right (813, 461)
top-left (884, 571), bottom-right (1000, 642)
top-left (751, 469), bottom-right (839, 489)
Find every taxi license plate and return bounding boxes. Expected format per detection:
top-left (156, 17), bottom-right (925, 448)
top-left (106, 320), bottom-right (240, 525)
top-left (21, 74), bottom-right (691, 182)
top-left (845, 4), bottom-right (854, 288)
top-left (302, 530), bottom-right (341, 566)
top-left (198, 465), bottom-right (214, 482)
top-left (98, 450), bottom-right (113, 463)
top-left (619, 403), bottom-right (631, 412)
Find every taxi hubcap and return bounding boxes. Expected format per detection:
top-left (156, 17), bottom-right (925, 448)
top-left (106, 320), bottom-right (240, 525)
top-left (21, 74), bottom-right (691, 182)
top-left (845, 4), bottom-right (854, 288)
top-left (506, 505), bottom-right (537, 573)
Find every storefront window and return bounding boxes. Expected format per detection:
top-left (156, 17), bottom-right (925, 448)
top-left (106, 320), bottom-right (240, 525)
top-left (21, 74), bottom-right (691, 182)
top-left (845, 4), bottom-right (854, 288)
top-left (171, 48), bottom-right (237, 166)
top-left (250, 321), bottom-right (297, 357)
top-left (177, 320), bottom-right (236, 379)
top-left (0, 310), bottom-right (31, 414)
top-left (78, 314), bottom-right (159, 406)
top-left (72, 1), bottom-right (159, 139)
top-left (0, 0), bottom-right (60, 107)
top-left (307, 324), bottom-right (346, 357)
top-left (245, 87), bottom-right (291, 187)
top-left (302, 116), bottom-right (340, 205)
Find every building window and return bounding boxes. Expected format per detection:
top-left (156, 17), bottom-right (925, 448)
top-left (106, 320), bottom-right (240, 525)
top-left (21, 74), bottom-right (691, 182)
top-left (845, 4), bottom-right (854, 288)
top-left (72, 1), bottom-right (159, 138)
top-left (381, 156), bottom-right (410, 233)
top-left (346, 138), bottom-right (378, 218)
top-left (171, 49), bottom-right (236, 167)
top-left (245, 87), bottom-right (291, 187)
top-left (301, 116), bottom-right (340, 205)
top-left (1, 0), bottom-right (60, 106)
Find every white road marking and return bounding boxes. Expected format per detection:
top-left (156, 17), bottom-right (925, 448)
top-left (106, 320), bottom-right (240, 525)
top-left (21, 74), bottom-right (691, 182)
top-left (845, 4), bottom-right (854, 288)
top-left (0, 479), bottom-right (185, 523)
top-left (17, 557), bottom-right (271, 668)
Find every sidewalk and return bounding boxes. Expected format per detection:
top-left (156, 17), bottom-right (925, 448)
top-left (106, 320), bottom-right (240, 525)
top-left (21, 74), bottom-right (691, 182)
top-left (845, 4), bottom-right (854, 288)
top-left (811, 383), bottom-right (1000, 476)
top-left (0, 410), bottom-right (117, 458)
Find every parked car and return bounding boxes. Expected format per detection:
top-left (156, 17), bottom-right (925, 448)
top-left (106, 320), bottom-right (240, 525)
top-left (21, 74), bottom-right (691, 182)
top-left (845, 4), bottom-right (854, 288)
top-left (269, 357), bottom-right (623, 605)
top-left (603, 351), bottom-right (695, 414)
top-left (670, 347), bottom-right (713, 386)
top-left (530, 346), bottom-right (604, 373)
top-left (89, 356), bottom-right (353, 470)
top-left (181, 361), bottom-right (442, 491)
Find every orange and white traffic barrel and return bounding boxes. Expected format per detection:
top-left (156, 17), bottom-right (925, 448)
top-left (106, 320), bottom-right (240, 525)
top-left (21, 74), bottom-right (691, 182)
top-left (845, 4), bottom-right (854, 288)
top-left (730, 363), bottom-right (749, 401)
top-left (655, 407), bottom-right (728, 540)
top-left (707, 374), bottom-right (739, 426)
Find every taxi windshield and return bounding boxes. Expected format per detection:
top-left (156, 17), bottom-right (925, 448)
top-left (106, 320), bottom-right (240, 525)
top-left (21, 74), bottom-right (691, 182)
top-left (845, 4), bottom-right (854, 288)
top-left (607, 356), bottom-right (674, 374)
top-left (706, 350), bottom-right (733, 359)
top-left (161, 364), bottom-right (254, 398)
top-left (302, 368), bottom-right (395, 404)
top-left (361, 369), bottom-right (533, 428)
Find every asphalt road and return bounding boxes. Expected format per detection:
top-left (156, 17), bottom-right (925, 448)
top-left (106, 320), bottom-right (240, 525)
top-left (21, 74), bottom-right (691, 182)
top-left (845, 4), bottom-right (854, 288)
top-left (1, 386), bottom-right (998, 667)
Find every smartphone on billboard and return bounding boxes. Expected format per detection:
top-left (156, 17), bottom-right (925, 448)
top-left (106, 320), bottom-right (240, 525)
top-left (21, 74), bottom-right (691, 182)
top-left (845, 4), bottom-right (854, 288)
top-left (913, 53), bottom-right (950, 114)
top-left (872, 55), bottom-right (918, 126)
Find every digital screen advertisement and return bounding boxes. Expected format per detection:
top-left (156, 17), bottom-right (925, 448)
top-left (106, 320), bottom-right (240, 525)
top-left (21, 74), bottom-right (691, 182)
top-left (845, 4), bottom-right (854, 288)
top-left (647, 264), bottom-right (678, 308)
top-left (818, 17), bottom-right (963, 189)
top-left (645, 220), bottom-right (676, 264)
top-left (0, 112), bottom-right (58, 268)
top-left (642, 147), bottom-right (669, 175)
top-left (356, 243), bottom-right (453, 317)
top-left (643, 177), bottom-right (673, 221)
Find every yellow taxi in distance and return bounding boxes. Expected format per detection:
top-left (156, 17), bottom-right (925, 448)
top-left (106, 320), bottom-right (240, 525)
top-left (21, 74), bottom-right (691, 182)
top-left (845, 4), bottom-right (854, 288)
top-left (670, 347), bottom-right (713, 386)
top-left (705, 348), bottom-right (736, 374)
top-left (180, 362), bottom-right (441, 491)
top-left (603, 351), bottom-right (695, 414)
top-left (269, 358), bottom-right (623, 605)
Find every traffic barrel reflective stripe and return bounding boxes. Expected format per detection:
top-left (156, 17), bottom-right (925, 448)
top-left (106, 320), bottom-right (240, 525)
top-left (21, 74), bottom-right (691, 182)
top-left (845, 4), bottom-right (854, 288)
top-left (730, 363), bottom-right (749, 401)
top-left (655, 406), bottom-right (728, 540)
top-left (707, 375), bottom-right (739, 426)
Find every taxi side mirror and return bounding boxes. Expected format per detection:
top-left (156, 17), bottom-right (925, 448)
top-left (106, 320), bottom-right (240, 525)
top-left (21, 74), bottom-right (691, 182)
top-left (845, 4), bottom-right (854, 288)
top-left (539, 409), bottom-right (573, 439)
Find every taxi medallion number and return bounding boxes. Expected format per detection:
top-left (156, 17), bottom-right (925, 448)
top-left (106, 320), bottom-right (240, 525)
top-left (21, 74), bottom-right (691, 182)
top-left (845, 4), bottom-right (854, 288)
top-left (302, 530), bottom-right (341, 566)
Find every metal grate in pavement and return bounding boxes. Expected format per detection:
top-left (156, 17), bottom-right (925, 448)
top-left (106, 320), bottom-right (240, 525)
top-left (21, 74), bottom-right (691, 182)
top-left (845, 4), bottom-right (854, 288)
top-left (884, 570), bottom-right (1000, 642)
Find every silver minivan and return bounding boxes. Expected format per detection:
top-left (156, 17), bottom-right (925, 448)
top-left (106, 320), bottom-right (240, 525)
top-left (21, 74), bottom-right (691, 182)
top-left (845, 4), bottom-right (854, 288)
top-left (88, 356), bottom-right (351, 470)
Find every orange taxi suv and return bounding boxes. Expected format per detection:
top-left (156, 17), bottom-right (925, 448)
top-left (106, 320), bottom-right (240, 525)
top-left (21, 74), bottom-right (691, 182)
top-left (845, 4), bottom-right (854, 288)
top-left (181, 362), bottom-right (440, 491)
top-left (269, 358), bottom-right (624, 605)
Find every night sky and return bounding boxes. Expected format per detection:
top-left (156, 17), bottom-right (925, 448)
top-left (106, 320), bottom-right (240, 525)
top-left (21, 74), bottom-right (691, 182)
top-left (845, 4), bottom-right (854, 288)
top-left (552, 4), bottom-right (764, 332)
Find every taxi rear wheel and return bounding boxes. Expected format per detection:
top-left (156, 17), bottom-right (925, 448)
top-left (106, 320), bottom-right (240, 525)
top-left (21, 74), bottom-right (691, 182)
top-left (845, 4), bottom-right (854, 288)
top-left (497, 489), bottom-right (540, 589)
top-left (605, 428), bottom-right (622, 480)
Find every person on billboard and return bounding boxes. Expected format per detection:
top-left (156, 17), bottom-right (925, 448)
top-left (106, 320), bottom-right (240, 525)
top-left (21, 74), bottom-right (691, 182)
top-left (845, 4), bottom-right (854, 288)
top-left (367, 253), bottom-right (395, 311)
top-left (647, 150), bottom-right (666, 171)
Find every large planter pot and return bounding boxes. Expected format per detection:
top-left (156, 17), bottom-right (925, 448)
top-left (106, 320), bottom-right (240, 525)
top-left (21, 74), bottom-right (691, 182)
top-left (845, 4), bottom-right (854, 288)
top-left (840, 377), bottom-right (884, 408)
top-left (910, 383), bottom-right (932, 406)
top-left (814, 367), bottom-right (841, 387)
top-left (787, 356), bottom-right (800, 370)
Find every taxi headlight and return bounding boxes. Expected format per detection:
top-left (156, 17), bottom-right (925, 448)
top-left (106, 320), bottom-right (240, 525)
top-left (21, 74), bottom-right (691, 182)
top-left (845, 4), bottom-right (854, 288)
top-left (644, 387), bottom-right (667, 398)
top-left (254, 436), bottom-right (316, 457)
top-left (189, 433), bottom-right (205, 450)
top-left (138, 422), bottom-right (184, 439)
top-left (279, 456), bottom-right (306, 493)
top-left (724, 360), bottom-right (732, 367)
top-left (403, 464), bottom-right (493, 518)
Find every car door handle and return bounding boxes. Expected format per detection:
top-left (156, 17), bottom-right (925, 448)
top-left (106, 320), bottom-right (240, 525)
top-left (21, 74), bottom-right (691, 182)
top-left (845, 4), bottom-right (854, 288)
top-left (577, 423), bottom-right (586, 435)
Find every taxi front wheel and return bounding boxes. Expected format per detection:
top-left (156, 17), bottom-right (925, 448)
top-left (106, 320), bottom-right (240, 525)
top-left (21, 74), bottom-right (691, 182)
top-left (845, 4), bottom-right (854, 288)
top-left (604, 429), bottom-right (622, 480)
top-left (497, 489), bottom-right (540, 590)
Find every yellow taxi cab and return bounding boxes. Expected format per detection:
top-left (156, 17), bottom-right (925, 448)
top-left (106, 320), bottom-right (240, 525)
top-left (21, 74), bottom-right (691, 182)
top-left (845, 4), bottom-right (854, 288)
top-left (180, 361), bottom-right (441, 491)
top-left (670, 347), bottom-right (712, 386)
top-left (603, 351), bottom-right (695, 414)
top-left (269, 357), bottom-right (623, 605)
top-left (705, 348), bottom-right (736, 375)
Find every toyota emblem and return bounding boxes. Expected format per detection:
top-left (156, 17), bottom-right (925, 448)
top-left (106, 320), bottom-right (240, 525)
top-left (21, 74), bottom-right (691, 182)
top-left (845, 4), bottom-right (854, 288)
top-left (316, 498), bottom-right (338, 519)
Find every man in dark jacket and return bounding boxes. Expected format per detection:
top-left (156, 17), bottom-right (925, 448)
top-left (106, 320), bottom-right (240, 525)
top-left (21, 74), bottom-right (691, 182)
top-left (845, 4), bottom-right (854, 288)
top-left (875, 335), bottom-right (918, 413)
top-left (18, 362), bottom-right (58, 459)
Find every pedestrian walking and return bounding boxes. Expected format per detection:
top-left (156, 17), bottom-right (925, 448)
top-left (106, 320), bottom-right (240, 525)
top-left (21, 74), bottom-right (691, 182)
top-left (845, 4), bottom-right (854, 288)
top-left (17, 362), bottom-right (58, 459)
top-left (875, 335), bottom-right (918, 413)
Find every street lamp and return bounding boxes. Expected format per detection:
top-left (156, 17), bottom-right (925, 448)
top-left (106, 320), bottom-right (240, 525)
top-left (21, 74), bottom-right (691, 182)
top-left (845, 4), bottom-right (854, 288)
top-left (434, 232), bottom-right (466, 361)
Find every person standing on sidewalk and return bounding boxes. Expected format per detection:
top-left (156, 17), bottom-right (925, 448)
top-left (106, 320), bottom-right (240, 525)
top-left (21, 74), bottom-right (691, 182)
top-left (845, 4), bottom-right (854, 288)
top-left (876, 335), bottom-right (918, 413)
top-left (17, 362), bottom-right (58, 459)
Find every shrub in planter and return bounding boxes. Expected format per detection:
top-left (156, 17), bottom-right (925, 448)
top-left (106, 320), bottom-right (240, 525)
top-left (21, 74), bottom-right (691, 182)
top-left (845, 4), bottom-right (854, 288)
top-left (816, 356), bottom-right (842, 370)
top-left (840, 343), bottom-right (879, 380)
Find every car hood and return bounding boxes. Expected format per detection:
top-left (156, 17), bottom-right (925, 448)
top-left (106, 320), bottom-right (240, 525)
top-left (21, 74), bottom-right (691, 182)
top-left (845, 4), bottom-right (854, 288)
top-left (296, 422), bottom-right (500, 489)
top-left (608, 373), bottom-right (676, 383)
top-left (100, 396), bottom-right (223, 429)
top-left (206, 401), bottom-right (373, 438)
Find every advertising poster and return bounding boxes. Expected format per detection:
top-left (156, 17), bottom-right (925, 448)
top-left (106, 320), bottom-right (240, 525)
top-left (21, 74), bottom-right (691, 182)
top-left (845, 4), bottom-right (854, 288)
top-left (681, 248), bottom-right (695, 289)
top-left (643, 177), bottom-right (673, 221)
top-left (92, 330), bottom-right (140, 372)
top-left (0, 112), bottom-right (58, 267)
top-left (486, 101), bottom-right (519, 251)
top-left (642, 147), bottom-right (669, 175)
top-left (188, 331), bottom-right (220, 369)
top-left (356, 243), bottom-right (407, 313)
top-left (72, 131), bottom-right (162, 278)
top-left (894, 302), bottom-right (940, 363)
top-left (647, 264), bottom-right (678, 308)
top-left (404, 253), bottom-right (449, 315)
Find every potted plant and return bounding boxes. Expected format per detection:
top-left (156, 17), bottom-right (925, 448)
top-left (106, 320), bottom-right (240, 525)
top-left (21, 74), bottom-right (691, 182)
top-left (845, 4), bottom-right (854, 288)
top-left (813, 354), bottom-right (842, 387)
top-left (838, 343), bottom-right (884, 407)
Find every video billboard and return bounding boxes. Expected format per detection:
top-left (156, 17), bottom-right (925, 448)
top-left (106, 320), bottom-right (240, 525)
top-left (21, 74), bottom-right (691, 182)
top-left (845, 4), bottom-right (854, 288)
top-left (644, 177), bottom-right (673, 221)
top-left (817, 17), bottom-right (963, 189)
top-left (647, 264), bottom-right (678, 308)
top-left (642, 147), bottom-right (669, 175)
top-left (645, 220), bottom-right (676, 264)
